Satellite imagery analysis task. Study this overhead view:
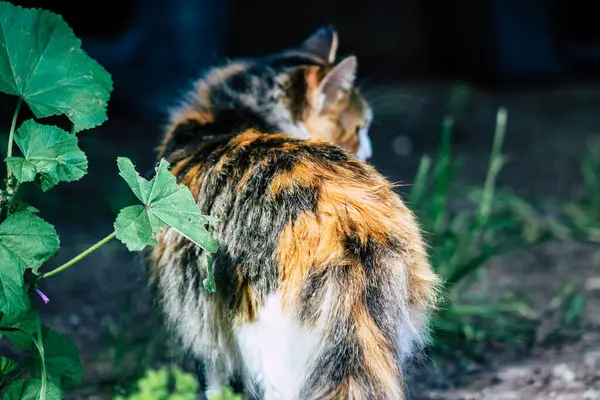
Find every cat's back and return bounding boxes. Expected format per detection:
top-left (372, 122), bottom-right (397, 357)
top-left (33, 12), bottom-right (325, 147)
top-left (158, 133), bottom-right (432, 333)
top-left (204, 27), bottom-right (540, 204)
top-left (149, 128), bottom-right (437, 399)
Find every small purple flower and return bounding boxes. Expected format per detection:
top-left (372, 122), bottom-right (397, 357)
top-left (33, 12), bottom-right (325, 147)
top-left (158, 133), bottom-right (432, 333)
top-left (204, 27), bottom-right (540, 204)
top-left (34, 288), bottom-right (50, 304)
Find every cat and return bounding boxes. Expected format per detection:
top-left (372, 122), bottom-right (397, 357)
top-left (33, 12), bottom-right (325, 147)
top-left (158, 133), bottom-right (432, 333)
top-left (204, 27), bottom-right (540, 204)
top-left (147, 26), bottom-right (440, 399)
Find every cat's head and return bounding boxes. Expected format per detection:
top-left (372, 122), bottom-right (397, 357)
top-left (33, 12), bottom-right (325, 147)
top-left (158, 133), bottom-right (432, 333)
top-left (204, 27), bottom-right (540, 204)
top-left (185, 26), bottom-right (373, 161)
top-left (279, 26), bottom-right (373, 161)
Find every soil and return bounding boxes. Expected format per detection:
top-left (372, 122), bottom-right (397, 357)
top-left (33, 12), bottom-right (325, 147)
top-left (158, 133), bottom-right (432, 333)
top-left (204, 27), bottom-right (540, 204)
top-left (18, 82), bottom-right (600, 399)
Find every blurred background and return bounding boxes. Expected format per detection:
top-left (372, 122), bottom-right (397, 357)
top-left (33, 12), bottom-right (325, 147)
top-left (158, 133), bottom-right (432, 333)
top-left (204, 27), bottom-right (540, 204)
top-left (15, 0), bottom-right (600, 107)
top-left (7, 0), bottom-right (600, 222)
top-left (4, 1), bottom-right (600, 399)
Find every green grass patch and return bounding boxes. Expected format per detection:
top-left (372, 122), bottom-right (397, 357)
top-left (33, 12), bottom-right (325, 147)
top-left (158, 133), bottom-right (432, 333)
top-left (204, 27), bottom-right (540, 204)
top-left (410, 108), bottom-right (556, 356)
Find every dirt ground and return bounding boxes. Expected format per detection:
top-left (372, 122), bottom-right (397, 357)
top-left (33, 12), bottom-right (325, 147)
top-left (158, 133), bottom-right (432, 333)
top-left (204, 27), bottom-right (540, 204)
top-left (30, 82), bottom-right (600, 399)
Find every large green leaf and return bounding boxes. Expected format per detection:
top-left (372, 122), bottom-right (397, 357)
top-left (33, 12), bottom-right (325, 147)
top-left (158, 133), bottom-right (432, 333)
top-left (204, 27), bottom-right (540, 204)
top-left (0, 308), bottom-right (38, 350)
top-left (0, 211), bottom-right (59, 274)
top-left (0, 212), bottom-right (59, 320)
top-left (5, 120), bottom-right (88, 190)
top-left (114, 157), bottom-right (219, 253)
top-left (2, 379), bottom-right (61, 400)
top-left (28, 326), bottom-right (82, 388)
top-left (0, 271), bottom-right (28, 323)
top-left (0, 2), bottom-right (112, 131)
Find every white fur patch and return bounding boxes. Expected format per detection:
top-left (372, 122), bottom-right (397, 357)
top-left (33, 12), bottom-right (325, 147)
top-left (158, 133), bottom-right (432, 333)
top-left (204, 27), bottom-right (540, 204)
top-left (355, 127), bottom-right (373, 161)
top-left (235, 293), bottom-right (322, 399)
top-left (397, 307), bottom-right (428, 363)
top-left (356, 108), bottom-right (373, 161)
top-left (278, 121), bottom-right (311, 140)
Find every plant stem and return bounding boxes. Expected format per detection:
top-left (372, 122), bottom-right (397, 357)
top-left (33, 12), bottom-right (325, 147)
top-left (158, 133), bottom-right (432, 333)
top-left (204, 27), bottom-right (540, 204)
top-left (410, 155), bottom-right (432, 207)
top-left (33, 318), bottom-right (46, 400)
top-left (432, 116), bottom-right (454, 234)
top-left (41, 231), bottom-right (117, 279)
top-left (477, 107), bottom-right (508, 223)
top-left (448, 108), bottom-right (509, 284)
top-left (6, 98), bottom-right (23, 177)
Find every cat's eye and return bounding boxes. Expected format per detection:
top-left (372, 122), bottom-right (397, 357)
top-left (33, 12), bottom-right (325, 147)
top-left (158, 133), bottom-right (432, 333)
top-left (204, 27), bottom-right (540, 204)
top-left (355, 126), bottom-right (361, 135)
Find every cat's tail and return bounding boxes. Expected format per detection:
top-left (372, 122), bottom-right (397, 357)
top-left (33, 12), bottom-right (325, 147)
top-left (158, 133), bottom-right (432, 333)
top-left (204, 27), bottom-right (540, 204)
top-left (297, 260), bottom-right (429, 399)
top-left (275, 161), bottom-right (440, 399)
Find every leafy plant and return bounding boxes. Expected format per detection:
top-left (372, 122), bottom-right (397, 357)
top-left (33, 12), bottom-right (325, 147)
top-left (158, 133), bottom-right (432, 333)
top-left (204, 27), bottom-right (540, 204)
top-left (114, 366), bottom-right (199, 400)
top-left (99, 292), bottom-right (173, 395)
top-left (0, 2), bottom-right (218, 398)
top-left (207, 386), bottom-right (244, 400)
top-left (113, 364), bottom-right (242, 400)
top-left (411, 108), bottom-right (556, 354)
top-left (560, 149), bottom-right (600, 243)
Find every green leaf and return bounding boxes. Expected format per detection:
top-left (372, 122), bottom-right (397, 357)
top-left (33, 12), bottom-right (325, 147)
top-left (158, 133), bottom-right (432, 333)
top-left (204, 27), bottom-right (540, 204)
top-left (207, 386), bottom-right (244, 400)
top-left (0, 211), bottom-right (59, 274)
top-left (0, 2), bottom-right (112, 131)
top-left (114, 157), bottom-right (219, 253)
top-left (0, 356), bottom-right (18, 376)
top-left (29, 326), bottom-right (83, 388)
top-left (114, 205), bottom-right (156, 251)
top-left (2, 379), bottom-right (61, 400)
top-left (0, 272), bottom-right (28, 322)
top-left (0, 212), bottom-right (59, 320)
top-left (115, 366), bottom-right (199, 400)
top-left (5, 120), bottom-right (88, 190)
top-left (565, 292), bottom-right (586, 326)
top-left (1, 308), bottom-right (38, 350)
top-left (10, 201), bottom-right (40, 214)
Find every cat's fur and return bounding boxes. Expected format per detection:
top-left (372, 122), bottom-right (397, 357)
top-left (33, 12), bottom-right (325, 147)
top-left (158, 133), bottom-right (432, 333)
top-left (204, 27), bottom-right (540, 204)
top-left (147, 26), bottom-right (440, 399)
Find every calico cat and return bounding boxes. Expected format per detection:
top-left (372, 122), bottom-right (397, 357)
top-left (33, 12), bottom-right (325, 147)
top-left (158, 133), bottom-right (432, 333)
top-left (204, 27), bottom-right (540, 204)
top-left (148, 26), bottom-right (440, 399)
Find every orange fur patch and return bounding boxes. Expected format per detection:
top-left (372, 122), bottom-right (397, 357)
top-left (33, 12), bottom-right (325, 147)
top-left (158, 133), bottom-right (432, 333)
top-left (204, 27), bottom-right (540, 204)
top-left (229, 129), bottom-right (265, 150)
top-left (273, 157), bottom-right (397, 246)
top-left (167, 155), bottom-right (206, 198)
top-left (269, 159), bottom-right (316, 196)
top-left (304, 65), bottom-right (332, 95)
top-left (236, 269), bottom-right (260, 323)
top-left (277, 211), bottom-right (343, 307)
top-left (181, 163), bottom-right (205, 197)
top-left (169, 156), bottom-right (194, 177)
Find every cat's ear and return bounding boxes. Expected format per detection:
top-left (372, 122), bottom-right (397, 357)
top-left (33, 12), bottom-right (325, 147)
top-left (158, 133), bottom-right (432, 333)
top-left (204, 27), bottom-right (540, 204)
top-left (298, 26), bottom-right (338, 63)
top-left (315, 56), bottom-right (357, 112)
